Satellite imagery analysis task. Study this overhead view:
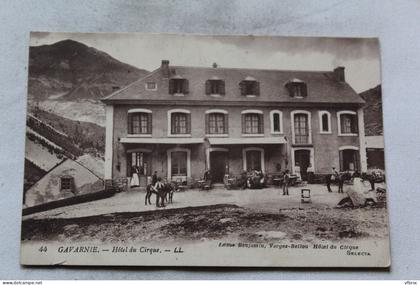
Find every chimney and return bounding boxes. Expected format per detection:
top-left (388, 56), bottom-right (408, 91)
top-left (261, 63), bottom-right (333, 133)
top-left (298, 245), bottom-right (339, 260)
top-left (161, 60), bottom-right (170, 78)
top-left (334, 66), bottom-right (345, 82)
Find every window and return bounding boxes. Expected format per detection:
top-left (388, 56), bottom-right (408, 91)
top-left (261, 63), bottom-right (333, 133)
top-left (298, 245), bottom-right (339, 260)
top-left (243, 147), bottom-right (265, 172)
top-left (128, 151), bottom-right (150, 176)
top-left (292, 148), bottom-right (314, 180)
top-left (294, 113), bottom-right (309, 144)
top-left (206, 113), bottom-right (228, 134)
top-left (242, 113), bottom-right (263, 134)
top-left (128, 112), bottom-right (152, 134)
top-left (171, 151), bottom-right (187, 176)
top-left (205, 80), bottom-right (225, 95)
top-left (339, 148), bottom-right (360, 171)
top-left (285, 79), bottom-right (307, 98)
top-left (239, 79), bottom-right (260, 96)
top-left (146, 82), bottom-right (157, 90)
top-left (246, 151), bottom-right (262, 171)
top-left (270, 110), bottom-right (283, 134)
top-left (171, 112), bottom-right (190, 134)
top-left (338, 111), bottom-right (358, 135)
top-left (167, 147), bottom-right (191, 179)
top-left (319, 111), bottom-right (331, 134)
top-left (169, 78), bottom-right (189, 94)
top-left (60, 176), bottom-right (74, 191)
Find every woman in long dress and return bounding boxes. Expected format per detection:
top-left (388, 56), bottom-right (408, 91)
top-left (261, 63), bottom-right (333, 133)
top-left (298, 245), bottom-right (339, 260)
top-left (130, 165), bottom-right (140, 188)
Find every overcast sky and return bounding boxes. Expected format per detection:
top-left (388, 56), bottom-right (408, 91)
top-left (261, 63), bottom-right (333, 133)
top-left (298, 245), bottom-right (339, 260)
top-left (30, 32), bottom-right (381, 93)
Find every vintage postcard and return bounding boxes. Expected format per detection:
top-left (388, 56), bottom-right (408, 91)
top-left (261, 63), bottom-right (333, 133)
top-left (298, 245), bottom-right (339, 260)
top-left (21, 32), bottom-right (390, 267)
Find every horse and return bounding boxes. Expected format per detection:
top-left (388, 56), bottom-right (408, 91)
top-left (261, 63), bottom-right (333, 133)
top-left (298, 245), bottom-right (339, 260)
top-left (145, 182), bottom-right (175, 207)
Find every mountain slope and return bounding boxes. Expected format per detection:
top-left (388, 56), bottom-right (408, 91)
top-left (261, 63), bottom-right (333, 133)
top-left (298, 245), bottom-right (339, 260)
top-left (359, 85), bottom-right (383, 136)
top-left (28, 39), bottom-right (149, 126)
top-left (28, 39), bottom-right (149, 102)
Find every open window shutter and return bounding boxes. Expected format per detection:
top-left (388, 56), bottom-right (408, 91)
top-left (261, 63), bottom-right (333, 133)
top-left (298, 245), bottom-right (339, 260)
top-left (224, 114), bottom-right (229, 134)
top-left (183, 79), bottom-right (189, 94)
top-left (205, 114), bottom-right (209, 134)
top-left (340, 115), bottom-right (345, 133)
top-left (259, 113), bottom-right (264, 133)
top-left (254, 81), bottom-right (260, 96)
top-left (127, 113), bottom-right (132, 134)
top-left (187, 114), bottom-right (191, 133)
top-left (220, 80), bottom-right (226, 95)
top-left (168, 79), bottom-right (174, 94)
top-left (301, 84), bottom-right (308, 97)
top-left (170, 114), bottom-right (175, 134)
top-left (339, 150), bottom-right (344, 171)
top-left (241, 114), bottom-right (246, 133)
top-left (239, 81), bottom-right (245, 96)
top-left (352, 115), bottom-right (358, 133)
top-left (147, 113), bottom-right (152, 134)
top-left (205, 80), bottom-right (211, 95)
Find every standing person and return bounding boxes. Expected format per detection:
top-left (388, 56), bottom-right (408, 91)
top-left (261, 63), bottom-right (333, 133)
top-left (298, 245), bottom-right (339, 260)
top-left (326, 167), bottom-right (339, 193)
top-left (130, 165), bottom-right (140, 188)
top-left (154, 177), bottom-right (165, 207)
top-left (337, 171), bottom-right (344, 193)
top-left (152, 171), bottom-right (158, 186)
top-left (282, 170), bottom-right (290, 196)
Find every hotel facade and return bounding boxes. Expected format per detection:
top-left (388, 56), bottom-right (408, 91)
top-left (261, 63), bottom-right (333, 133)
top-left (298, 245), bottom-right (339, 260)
top-left (102, 60), bottom-right (366, 186)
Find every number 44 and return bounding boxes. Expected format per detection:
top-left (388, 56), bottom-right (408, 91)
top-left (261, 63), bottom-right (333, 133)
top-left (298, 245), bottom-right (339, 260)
top-left (38, 246), bottom-right (47, 252)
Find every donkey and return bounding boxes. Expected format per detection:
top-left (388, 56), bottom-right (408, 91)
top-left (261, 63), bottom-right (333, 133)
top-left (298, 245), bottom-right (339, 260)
top-left (145, 182), bottom-right (175, 207)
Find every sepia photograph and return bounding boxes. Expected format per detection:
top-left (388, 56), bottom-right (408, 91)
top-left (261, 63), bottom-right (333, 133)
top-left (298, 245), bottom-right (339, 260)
top-left (20, 32), bottom-right (389, 267)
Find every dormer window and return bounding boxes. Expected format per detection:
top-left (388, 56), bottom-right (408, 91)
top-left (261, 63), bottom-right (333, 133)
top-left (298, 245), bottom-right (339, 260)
top-left (205, 78), bottom-right (225, 95)
top-left (146, 82), bottom-right (157, 90)
top-left (60, 176), bottom-right (74, 192)
top-left (169, 77), bottom-right (189, 95)
top-left (285, 79), bottom-right (307, 98)
top-left (240, 76), bottom-right (260, 96)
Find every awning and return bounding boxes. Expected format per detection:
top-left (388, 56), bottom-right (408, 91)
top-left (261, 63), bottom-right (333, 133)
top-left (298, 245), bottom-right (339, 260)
top-left (208, 136), bottom-right (287, 145)
top-left (365, 136), bottom-right (384, 149)
top-left (120, 137), bottom-right (204, 144)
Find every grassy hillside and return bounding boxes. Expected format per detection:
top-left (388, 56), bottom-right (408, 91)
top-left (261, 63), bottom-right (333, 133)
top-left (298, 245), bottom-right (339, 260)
top-left (29, 108), bottom-right (105, 155)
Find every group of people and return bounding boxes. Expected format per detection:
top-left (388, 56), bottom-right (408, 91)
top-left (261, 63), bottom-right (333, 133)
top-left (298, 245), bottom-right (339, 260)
top-left (326, 167), bottom-right (376, 193)
top-left (245, 169), bottom-right (266, 189)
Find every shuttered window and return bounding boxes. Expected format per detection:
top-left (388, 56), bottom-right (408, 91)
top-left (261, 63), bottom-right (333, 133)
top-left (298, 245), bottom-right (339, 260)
top-left (128, 113), bottom-right (152, 134)
top-left (239, 80), bottom-right (260, 96)
top-left (205, 80), bottom-right (225, 95)
top-left (171, 113), bottom-right (191, 134)
top-left (286, 82), bottom-right (308, 98)
top-left (206, 113), bottom-right (228, 134)
top-left (340, 114), bottom-right (358, 134)
top-left (242, 113), bottom-right (263, 134)
top-left (169, 79), bottom-right (189, 94)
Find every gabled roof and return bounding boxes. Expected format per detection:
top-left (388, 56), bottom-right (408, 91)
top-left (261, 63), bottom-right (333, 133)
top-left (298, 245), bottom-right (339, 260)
top-left (102, 64), bottom-right (364, 105)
